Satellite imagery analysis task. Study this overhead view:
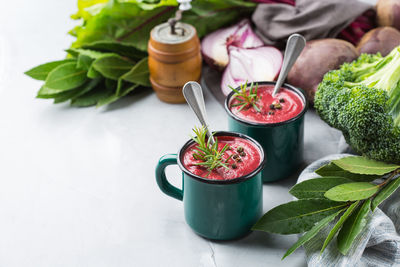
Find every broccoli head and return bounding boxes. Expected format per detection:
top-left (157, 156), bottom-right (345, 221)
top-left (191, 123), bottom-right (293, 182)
top-left (315, 47), bottom-right (400, 164)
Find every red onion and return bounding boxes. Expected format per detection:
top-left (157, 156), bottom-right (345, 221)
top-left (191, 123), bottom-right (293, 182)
top-left (221, 46), bottom-right (283, 95)
top-left (201, 19), bottom-right (264, 70)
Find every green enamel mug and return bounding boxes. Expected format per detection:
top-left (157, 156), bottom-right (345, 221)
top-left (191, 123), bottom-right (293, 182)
top-left (225, 81), bottom-right (308, 183)
top-left (155, 131), bottom-right (266, 240)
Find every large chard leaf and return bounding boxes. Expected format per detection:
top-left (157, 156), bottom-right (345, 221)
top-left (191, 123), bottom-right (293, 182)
top-left (181, 0), bottom-right (255, 38)
top-left (289, 177), bottom-right (352, 199)
top-left (71, 0), bottom-right (109, 20)
top-left (324, 182), bottom-right (379, 202)
top-left (119, 0), bottom-right (177, 10)
top-left (72, 1), bottom-right (177, 51)
top-left (71, 0), bottom-right (255, 51)
top-left (332, 156), bottom-right (400, 175)
top-left (315, 162), bottom-right (378, 182)
top-left (252, 199), bottom-right (348, 235)
top-left (337, 199), bottom-right (371, 255)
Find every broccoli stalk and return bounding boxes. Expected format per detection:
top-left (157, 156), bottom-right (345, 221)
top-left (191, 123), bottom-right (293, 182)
top-left (343, 47), bottom-right (400, 126)
top-left (315, 46), bottom-right (400, 164)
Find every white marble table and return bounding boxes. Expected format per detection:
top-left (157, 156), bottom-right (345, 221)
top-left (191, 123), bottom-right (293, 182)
top-left (0, 1), bottom-right (374, 266)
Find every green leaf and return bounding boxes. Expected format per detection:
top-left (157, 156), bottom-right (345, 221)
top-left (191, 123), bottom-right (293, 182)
top-left (77, 54), bottom-right (94, 70)
top-left (37, 86), bottom-right (65, 98)
top-left (320, 201), bottom-right (360, 253)
top-left (70, 81), bottom-right (114, 107)
top-left (67, 48), bottom-right (107, 59)
top-left (252, 199), bottom-right (348, 235)
top-left (182, 0), bottom-right (255, 38)
top-left (25, 59), bottom-right (76, 80)
top-left (53, 78), bottom-right (102, 103)
top-left (315, 163), bottom-right (378, 182)
top-left (337, 199), bottom-right (371, 255)
top-left (324, 182), bottom-right (379, 202)
top-left (372, 177), bottom-right (400, 210)
top-left (289, 177), bottom-right (352, 199)
top-left (71, 3), bottom-right (177, 51)
top-left (81, 40), bottom-right (147, 60)
top-left (70, 0), bottom-right (108, 21)
top-left (44, 62), bottom-right (88, 91)
top-left (105, 78), bottom-right (118, 90)
top-left (332, 156), bottom-right (400, 175)
top-left (120, 57), bottom-right (150, 87)
top-left (97, 84), bottom-right (139, 107)
top-left (71, 0), bottom-right (254, 51)
top-left (92, 54), bottom-right (134, 80)
top-left (87, 65), bottom-right (102, 79)
top-left (282, 209), bottom-right (344, 259)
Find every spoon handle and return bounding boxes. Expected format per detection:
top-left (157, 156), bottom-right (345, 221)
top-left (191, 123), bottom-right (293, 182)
top-left (272, 34), bottom-right (306, 96)
top-left (183, 81), bottom-right (215, 144)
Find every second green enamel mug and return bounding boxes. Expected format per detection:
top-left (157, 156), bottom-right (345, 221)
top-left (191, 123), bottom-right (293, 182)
top-left (225, 81), bottom-right (308, 183)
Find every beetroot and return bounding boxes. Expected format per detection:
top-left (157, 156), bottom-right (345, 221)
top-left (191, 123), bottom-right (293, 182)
top-left (287, 39), bottom-right (358, 104)
top-left (377, 0), bottom-right (400, 30)
top-left (357, 27), bottom-right (400, 56)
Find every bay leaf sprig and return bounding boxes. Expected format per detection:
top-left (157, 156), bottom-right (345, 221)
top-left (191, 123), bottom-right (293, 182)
top-left (229, 82), bottom-right (261, 112)
top-left (25, 41), bottom-right (151, 107)
top-left (253, 155), bottom-right (400, 259)
top-left (191, 126), bottom-right (230, 175)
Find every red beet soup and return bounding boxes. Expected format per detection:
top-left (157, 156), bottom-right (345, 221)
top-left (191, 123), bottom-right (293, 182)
top-left (229, 85), bottom-right (304, 124)
top-left (182, 136), bottom-right (262, 180)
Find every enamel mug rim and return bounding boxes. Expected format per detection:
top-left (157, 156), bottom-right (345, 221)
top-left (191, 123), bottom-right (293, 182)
top-left (224, 81), bottom-right (308, 127)
top-left (177, 131), bottom-right (266, 185)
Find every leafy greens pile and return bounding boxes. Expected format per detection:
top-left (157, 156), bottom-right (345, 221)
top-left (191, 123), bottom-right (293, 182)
top-left (25, 0), bottom-right (256, 107)
top-left (253, 156), bottom-right (400, 259)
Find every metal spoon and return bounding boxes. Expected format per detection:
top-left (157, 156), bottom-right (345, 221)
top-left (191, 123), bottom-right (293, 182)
top-left (272, 33), bottom-right (306, 96)
top-left (183, 81), bottom-right (215, 144)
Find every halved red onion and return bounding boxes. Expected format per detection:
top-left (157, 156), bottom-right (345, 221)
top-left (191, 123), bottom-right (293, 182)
top-left (201, 19), bottom-right (264, 70)
top-left (221, 46), bottom-right (283, 95)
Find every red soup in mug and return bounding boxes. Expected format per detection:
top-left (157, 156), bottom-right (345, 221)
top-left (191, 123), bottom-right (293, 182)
top-left (229, 85), bottom-right (304, 124)
top-left (182, 135), bottom-right (262, 180)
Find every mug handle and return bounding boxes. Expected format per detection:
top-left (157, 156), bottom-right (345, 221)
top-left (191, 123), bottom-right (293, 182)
top-left (155, 154), bottom-right (183, 201)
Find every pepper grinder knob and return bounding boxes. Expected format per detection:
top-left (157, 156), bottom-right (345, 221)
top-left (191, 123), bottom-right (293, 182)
top-left (178, 0), bottom-right (192, 11)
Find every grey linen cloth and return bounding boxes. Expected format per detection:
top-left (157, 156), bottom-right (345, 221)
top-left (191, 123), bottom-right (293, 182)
top-left (297, 154), bottom-right (400, 267)
top-left (252, 0), bottom-right (372, 46)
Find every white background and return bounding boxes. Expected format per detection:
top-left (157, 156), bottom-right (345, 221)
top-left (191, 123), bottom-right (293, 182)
top-left (0, 0), bottom-right (375, 266)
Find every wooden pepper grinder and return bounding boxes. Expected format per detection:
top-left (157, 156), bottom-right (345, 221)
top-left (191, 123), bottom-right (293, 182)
top-left (148, 1), bottom-right (202, 103)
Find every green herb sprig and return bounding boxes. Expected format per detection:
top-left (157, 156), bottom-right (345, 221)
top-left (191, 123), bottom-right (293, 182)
top-left (191, 126), bottom-right (230, 174)
top-left (252, 155), bottom-right (400, 259)
top-left (229, 82), bottom-right (261, 112)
